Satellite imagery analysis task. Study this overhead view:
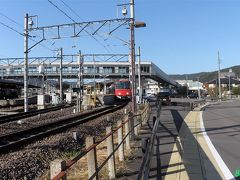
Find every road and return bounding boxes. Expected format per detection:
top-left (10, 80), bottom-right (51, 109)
top-left (203, 100), bottom-right (240, 177)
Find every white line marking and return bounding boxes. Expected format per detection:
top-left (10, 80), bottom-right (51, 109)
top-left (200, 111), bottom-right (235, 180)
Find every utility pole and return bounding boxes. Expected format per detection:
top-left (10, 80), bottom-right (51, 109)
top-left (24, 13), bottom-right (29, 112)
top-left (130, 0), bottom-right (136, 114)
top-left (197, 77), bottom-right (201, 99)
top-left (138, 46), bottom-right (141, 104)
top-left (229, 68), bottom-right (232, 99)
top-left (78, 51), bottom-right (84, 112)
top-left (218, 51), bottom-right (222, 101)
top-left (60, 48), bottom-right (63, 103)
top-left (93, 55), bottom-right (96, 107)
top-left (80, 54), bottom-right (84, 110)
top-left (186, 75), bottom-right (188, 98)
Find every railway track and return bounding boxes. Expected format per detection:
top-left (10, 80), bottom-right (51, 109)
top-left (0, 104), bottom-right (71, 125)
top-left (0, 103), bottom-right (126, 153)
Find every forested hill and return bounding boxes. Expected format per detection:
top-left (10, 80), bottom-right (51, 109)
top-left (169, 65), bottom-right (240, 83)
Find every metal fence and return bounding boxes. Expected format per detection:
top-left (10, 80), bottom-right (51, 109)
top-left (137, 99), bottom-right (162, 180)
top-left (51, 103), bottom-right (151, 180)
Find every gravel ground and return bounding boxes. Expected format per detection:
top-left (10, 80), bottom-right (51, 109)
top-left (0, 107), bottom-right (74, 136)
top-left (0, 104), bottom-right (130, 180)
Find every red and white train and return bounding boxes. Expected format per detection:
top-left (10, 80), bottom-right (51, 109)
top-left (103, 79), bottom-right (131, 105)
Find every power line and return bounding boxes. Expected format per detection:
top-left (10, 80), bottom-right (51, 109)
top-left (0, 21), bottom-right (24, 36)
top-left (0, 19), bottom-right (54, 52)
top-left (48, 0), bottom-right (112, 53)
top-left (48, 0), bottom-right (75, 22)
top-left (59, 0), bottom-right (116, 52)
top-left (59, 0), bottom-right (84, 21)
top-left (0, 12), bottom-right (23, 28)
top-left (0, 11), bottom-right (58, 52)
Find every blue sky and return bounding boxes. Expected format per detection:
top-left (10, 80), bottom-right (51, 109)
top-left (0, 0), bottom-right (240, 74)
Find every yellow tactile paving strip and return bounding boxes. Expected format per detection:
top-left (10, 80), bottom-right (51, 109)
top-left (164, 107), bottom-right (225, 180)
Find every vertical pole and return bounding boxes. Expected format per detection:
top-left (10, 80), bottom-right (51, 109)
top-left (134, 116), bottom-right (138, 136)
top-left (124, 115), bottom-right (131, 150)
top-left (186, 75), bottom-right (188, 97)
top-left (80, 54), bottom-right (84, 110)
top-left (60, 48), bottom-right (63, 103)
top-left (93, 55), bottom-right (96, 107)
top-left (106, 126), bottom-right (116, 179)
top-left (24, 13), bottom-right (29, 112)
top-left (86, 136), bottom-right (98, 180)
top-left (117, 120), bottom-right (124, 161)
top-left (104, 76), bottom-right (106, 94)
top-left (197, 77), bottom-right (200, 99)
top-left (218, 51), bottom-right (222, 101)
top-left (130, 0), bottom-right (136, 114)
top-left (78, 51), bottom-right (81, 112)
top-left (50, 159), bottom-right (66, 180)
top-left (138, 46), bottom-right (141, 104)
top-left (229, 68), bottom-right (232, 99)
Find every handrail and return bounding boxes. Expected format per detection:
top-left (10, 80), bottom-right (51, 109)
top-left (52, 103), bottom-right (151, 180)
top-left (137, 99), bottom-right (161, 180)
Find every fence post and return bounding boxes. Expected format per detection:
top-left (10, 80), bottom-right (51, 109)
top-left (124, 115), bottom-right (131, 150)
top-left (106, 126), bottom-right (116, 179)
top-left (86, 136), bottom-right (98, 180)
top-left (129, 113), bottom-right (134, 140)
top-left (134, 116), bottom-right (139, 136)
top-left (117, 120), bottom-right (124, 161)
top-left (50, 159), bottom-right (66, 180)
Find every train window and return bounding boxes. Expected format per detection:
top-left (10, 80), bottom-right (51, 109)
top-left (116, 81), bottom-right (130, 89)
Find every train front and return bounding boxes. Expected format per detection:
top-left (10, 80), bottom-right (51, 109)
top-left (115, 80), bottom-right (131, 100)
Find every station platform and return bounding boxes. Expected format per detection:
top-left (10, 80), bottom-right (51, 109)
top-left (116, 103), bottom-right (224, 180)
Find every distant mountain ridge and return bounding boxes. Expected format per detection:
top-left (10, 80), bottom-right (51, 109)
top-left (169, 65), bottom-right (240, 83)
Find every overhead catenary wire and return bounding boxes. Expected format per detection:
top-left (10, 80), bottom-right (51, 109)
top-left (0, 12), bottom-right (76, 65)
top-left (58, 0), bottom-right (123, 57)
top-left (48, 0), bottom-right (113, 53)
top-left (59, 0), bottom-right (128, 55)
top-left (0, 11), bottom-right (59, 52)
top-left (0, 21), bottom-right (24, 36)
top-left (0, 19), bottom-right (55, 53)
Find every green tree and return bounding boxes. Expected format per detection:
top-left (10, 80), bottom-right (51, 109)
top-left (232, 87), bottom-right (240, 95)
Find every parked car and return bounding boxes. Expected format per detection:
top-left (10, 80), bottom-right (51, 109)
top-left (157, 91), bottom-right (171, 105)
top-left (188, 93), bottom-right (198, 98)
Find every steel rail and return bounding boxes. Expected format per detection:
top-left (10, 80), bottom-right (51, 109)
top-left (0, 104), bottom-right (71, 125)
top-left (0, 104), bottom-right (126, 154)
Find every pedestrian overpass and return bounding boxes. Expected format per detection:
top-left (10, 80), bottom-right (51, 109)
top-left (0, 59), bottom-right (177, 87)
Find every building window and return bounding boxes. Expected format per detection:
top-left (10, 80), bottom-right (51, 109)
top-left (119, 67), bottom-right (129, 74)
top-left (28, 67), bottom-right (37, 74)
top-left (13, 68), bottom-right (22, 74)
top-left (141, 66), bottom-right (150, 73)
top-left (103, 67), bottom-right (114, 74)
top-left (45, 67), bottom-right (53, 73)
top-left (71, 66), bottom-right (78, 73)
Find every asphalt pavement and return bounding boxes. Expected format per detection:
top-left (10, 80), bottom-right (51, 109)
top-left (203, 100), bottom-right (240, 178)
